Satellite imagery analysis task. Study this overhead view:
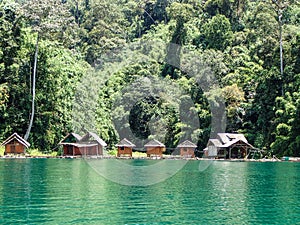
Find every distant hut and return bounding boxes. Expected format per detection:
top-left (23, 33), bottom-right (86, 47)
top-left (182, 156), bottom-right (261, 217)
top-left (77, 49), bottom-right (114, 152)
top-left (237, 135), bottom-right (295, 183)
top-left (144, 139), bottom-right (165, 157)
top-left (1, 133), bottom-right (30, 155)
top-left (116, 138), bottom-right (135, 157)
top-left (80, 131), bottom-right (107, 156)
top-left (177, 140), bottom-right (197, 158)
top-left (204, 133), bottom-right (254, 159)
top-left (59, 133), bottom-right (82, 156)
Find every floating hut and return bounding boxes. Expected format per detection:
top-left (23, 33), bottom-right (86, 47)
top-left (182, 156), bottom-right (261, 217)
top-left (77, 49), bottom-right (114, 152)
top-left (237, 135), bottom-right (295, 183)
top-left (144, 139), bottom-right (165, 157)
top-left (116, 138), bottom-right (135, 157)
top-left (59, 131), bottom-right (107, 156)
top-left (80, 131), bottom-right (107, 156)
top-left (177, 140), bottom-right (197, 158)
top-left (204, 133), bottom-right (254, 159)
top-left (1, 133), bottom-right (30, 155)
top-left (59, 133), bottom-right (82, 156)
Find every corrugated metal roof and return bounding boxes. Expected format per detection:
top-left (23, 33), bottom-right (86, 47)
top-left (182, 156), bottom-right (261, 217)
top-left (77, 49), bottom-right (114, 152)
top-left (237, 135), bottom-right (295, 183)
top-left (116, 138), bottom-right (135, 147)
top-left (81, 131), bottom-right (107, 147)
top-left (208, 139), bottom-right (222, 147)
top-left (220, 139), bottom-right (253, 148)
top-left (59, 133), bottom-right (82, 144)
top-left (217, 133), bottom-right (248, 144)
top-left (177, 140), bottom-right (197, 148)
top-left (144, 139), bottom-right (165, 147)
top-left (1, 133), bottom-right (30, 148)
top-left (71, 133), bottom-right (82, 141)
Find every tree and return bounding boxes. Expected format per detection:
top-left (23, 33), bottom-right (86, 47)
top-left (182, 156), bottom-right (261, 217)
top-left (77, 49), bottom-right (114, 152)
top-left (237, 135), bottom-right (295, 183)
top-left (222, 84), bottom-right (245, 132)
top-left (0, 0), bottom-right (27, 138)
top-left (269, 93), bottom-right (297, 155)
top-left (162, 2), bottom-right (194, 78)
top-left (203, 14), bottom-right (233, 51)
top-left (79, 0), bottom-right (126, 65)
top-left (270, 0), bottom-right (290, 95)
top-left (21, 0), bottom-right (76, 141)
top-left (31, 42), bottom-right (89, 151)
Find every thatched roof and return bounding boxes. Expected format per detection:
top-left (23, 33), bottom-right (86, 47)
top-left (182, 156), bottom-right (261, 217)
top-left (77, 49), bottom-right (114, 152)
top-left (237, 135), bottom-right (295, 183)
top-left (177, 140), bottom-right (197, 148)
top-left (116, 138), bottom-right (135, 147)
top-left (1, 133), bottom-right (30, 148)
top-left (144, 139), bottom-right (165, 147)
top-left (81, 131), bottom-right (107, 147)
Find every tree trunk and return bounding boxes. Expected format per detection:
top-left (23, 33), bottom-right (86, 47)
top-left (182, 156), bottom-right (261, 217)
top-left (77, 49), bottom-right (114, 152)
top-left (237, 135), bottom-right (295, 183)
top-left (24, 34), bottom-right (39, 141)
top-left (279, 12), bottom-right (284, 96)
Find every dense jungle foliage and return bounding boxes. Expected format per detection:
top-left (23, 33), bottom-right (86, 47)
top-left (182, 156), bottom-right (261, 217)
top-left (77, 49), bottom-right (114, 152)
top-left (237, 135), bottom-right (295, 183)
top-left (0, 0), bottom-right (300, 156)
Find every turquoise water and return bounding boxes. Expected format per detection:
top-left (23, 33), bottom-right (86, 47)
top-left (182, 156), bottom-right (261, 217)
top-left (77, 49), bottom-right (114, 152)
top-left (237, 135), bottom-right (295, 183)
top-left (0, 159), bottom-right (299, 224)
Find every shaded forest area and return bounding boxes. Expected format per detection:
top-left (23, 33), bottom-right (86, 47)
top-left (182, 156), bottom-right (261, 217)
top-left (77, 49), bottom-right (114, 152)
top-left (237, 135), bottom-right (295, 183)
top-left (1, 0), bottom-right (300, 156)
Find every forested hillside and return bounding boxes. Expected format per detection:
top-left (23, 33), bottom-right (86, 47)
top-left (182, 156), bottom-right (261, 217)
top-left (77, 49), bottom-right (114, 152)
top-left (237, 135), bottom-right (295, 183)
top-left (1, 0), bottom-right (300, 156)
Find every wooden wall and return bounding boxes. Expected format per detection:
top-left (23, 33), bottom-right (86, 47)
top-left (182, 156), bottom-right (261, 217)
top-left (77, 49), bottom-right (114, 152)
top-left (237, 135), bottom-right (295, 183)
top-left (180, 147), bottom-right (195, 158)
top-left (117, 146), bottom-right (132, 157)
top-left (5, 140), bottom-right (26, 154)
top-left (146, 147), bottom-right (164, 157)
top-left (63, 144), bottom-right (103, 156)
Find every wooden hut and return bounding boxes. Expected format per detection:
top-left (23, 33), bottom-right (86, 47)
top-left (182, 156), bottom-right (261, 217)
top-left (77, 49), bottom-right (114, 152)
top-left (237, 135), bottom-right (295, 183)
top-left (116, 138), bottom-right (135, 157)
top-left (59, 133), bottom-right (82, 156)
top-left (79, 131), bottom-right (107, 156)
top-left (1, 133), bottom-right (30, 155)
top-left (204, 133), bottom-right (254, 159)
top-left (59, 131), bottom-right (107, 156)
top-left (144, 139), bottom-right (165, 157)
top-left (177, 140), bottom-right (197, 158)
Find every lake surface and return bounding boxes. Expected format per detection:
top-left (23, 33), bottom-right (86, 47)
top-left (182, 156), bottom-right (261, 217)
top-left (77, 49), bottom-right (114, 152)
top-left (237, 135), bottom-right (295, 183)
top-left (0, 159), bottom-right (299, 224)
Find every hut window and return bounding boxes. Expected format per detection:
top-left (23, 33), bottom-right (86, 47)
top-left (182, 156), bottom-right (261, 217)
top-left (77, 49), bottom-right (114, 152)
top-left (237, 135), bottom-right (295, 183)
top-left (121, 146), bottom-right (124, 150)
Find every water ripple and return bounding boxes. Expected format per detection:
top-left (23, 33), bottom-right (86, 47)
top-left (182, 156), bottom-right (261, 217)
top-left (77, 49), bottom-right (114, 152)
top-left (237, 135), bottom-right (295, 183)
top-left (0, 159), bottom-right (300, 224)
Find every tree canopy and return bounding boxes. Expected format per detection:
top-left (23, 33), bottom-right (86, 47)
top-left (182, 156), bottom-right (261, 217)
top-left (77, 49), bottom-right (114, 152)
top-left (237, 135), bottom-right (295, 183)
top-left (1, 0), bottom-right (300, 156)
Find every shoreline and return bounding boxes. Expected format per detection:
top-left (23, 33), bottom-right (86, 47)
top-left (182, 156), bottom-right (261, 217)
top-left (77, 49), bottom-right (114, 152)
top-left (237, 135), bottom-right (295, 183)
top-left (1, 155), bottom-right (300, 162)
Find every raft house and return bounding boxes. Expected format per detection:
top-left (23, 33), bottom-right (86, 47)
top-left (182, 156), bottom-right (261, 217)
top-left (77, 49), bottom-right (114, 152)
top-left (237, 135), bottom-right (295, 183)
top-left (1, 133), bottom-right (30, 155)
top-left (59, 133), bottom-right (82, 156)
top-left (116, 138), bottom-right (135, 157)
top-left (144, 139), bottom-right (165, 157)
top-left (59, 131), bottom-right (107, 157)
top-left (204, 133), bottom-right (255, 159)
top-left (177, 140), bottom-right (197, 158)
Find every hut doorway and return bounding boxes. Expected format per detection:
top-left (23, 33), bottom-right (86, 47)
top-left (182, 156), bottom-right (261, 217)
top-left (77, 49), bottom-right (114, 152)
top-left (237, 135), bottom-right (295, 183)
top-left (67, 146), bottom-right (73, 155)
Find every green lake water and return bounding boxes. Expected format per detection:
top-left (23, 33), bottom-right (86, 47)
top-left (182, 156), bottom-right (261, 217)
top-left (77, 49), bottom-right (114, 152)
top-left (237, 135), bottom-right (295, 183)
top-left (0, 159), bottom-right (299, 224)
